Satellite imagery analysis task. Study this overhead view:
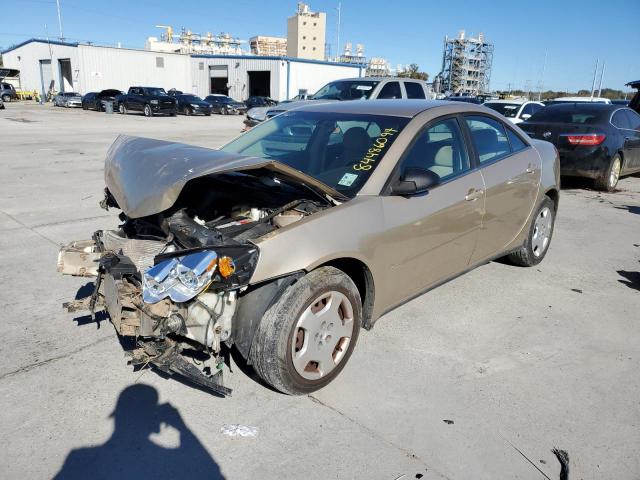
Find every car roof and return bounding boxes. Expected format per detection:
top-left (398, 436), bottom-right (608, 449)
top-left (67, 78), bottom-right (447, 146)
top-left (327, 77), bottom-right (424, 82)
top-left (625, 80), bottom-right (640, 88)
top-left (552, 96), bottom-right (611, 103)
top-left (484, 99), bottom-right (532, 105)
top-left (282, 99), bottom-right (466, 118)
top-left (542, 102), bottom-right (618, 112)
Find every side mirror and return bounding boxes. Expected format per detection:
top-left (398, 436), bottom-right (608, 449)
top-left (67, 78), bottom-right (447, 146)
top-left (390, 167), bottom-right (440, 196)
top-left (520, 113), bottom-right (531, 120)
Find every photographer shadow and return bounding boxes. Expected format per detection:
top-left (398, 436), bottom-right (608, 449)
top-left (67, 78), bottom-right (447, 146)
top-left (54, 384), bottom-right (224, 479)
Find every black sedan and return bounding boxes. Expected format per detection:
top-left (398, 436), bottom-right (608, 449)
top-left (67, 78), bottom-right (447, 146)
top-left (82, 89), bottom-right (122, 111)
top-left (204, 95), bottom-right (247, 115)
top-left (521, 103), bottom-right (640, 191)
top-left (175, 94), bottom-right (212, 116)
top-left (245, 96), bottom-right (278, 109)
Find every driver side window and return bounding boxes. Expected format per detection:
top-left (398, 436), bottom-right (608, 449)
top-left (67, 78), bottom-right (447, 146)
top-left (401, 118), bottom-right (470, 182)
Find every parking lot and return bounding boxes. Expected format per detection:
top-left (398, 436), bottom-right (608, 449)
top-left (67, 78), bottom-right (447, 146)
top-left (1, 103), bottom-right (639, 479)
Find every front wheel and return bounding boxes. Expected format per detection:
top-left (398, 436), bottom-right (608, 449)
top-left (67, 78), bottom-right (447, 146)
top-left (185, 107), bottom-right (191, 116)
top-left (594, 154), bottom-right (622, 192)
top-left (249, 266), bottom-right (361, 395)
top-left (144, 104), bottom-right (153, 117)
top-left (1, 94), bottom-right (10, 103)
top-left (506, 196), bottom-right (555, 267)
top-left (119, 103), bottom-right (126, 114)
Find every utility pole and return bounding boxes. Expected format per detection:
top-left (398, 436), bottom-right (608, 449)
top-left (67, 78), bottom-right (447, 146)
top-left (55, 0), bottom-right (65, 41)
top-left (590, 58), bottom-right (599, 100)
top-left (538, 50), bottom-right (547, 101)
top-left (335, 2), bottom-right (341, 61)
top-left (597, 62), bottom-right (606, 98)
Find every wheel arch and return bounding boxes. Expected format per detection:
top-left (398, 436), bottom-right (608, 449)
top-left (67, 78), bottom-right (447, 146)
top-left (544, 187), bottom-right (559, 212)
top-left (315, 257), bottom-right (376, 330)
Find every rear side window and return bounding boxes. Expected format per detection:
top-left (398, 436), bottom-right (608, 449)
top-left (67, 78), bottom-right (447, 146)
top-left (377, 82), bottom-right (402, 99)
top-left (465, 116), bottom-right (511, 163)
top-left (612, 110), bottom-right (632, 129)
top-left (404, 82), bottom-right (425, 99)
top-left (623, 109), bottom-right (640, 130)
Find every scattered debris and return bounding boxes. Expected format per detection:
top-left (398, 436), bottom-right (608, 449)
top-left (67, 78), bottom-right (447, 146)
top-left (570, 288), bottom-right (583, 293)
top-left (539, 459), bottom-right (546, 464)
top-left (220, 424), bottom-right (258, 438)
top-left (443, 419), bottom-right (454, 425)
top-left (552, 448), bottom-right (570, 480)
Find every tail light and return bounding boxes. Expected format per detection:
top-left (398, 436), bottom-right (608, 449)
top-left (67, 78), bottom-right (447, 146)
top-left (564, 133), bottom-right (606, 146)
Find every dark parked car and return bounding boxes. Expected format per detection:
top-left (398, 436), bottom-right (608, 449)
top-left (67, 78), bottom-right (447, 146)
top-left (1, 82), bottom-right (18, 102)
top-left (444, 96), bottom-right (483, 104)
top-left (175, 94), bottom-right (212, 116)
top-left (118, 87), bottom-right (177, 117)
top-left (245, 96), bottom-right (277, 109)
top-left (204, 95), bottom-right (247, 115)
top-left (521, 103), bottom-right (640, 191)
top-left (82, 89), bottom-right (123, 111)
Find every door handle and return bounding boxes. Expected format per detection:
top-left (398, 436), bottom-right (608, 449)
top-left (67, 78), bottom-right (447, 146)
top-left (465, 189), bottom-right (484, 201)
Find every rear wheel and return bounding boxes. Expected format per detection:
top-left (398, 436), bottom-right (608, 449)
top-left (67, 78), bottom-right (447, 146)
top-left (1, 94), bottom-right (10, 103)
top-left (506, 196), bottom-right (555, 267)
top-left (144, 104), bottom-right (153, 117)
top-left (594, 154), bottom-right (622, 192)
top-left (249, 266), bottom-right (361, 395)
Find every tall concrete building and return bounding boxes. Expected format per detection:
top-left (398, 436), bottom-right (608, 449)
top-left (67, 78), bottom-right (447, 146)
top-left (287, 2), bottom-right (326, 60)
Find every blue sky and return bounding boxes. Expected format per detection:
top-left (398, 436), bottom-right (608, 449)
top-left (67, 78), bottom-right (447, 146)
top-left (2, 0), bottom-right (639, 93)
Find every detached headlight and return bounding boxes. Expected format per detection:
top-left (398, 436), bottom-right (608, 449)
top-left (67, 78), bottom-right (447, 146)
top-left (142, 247), bottom-right (259, 304)
top-left (150, 99), bottom-right (159, 105)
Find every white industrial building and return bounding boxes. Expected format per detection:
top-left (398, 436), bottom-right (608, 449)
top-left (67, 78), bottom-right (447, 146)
top-left (1, 39), bottom-right (363, 101)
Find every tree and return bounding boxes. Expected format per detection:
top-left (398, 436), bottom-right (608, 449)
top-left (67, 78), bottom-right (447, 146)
top-left (398, 63), bottom-right (429, 81)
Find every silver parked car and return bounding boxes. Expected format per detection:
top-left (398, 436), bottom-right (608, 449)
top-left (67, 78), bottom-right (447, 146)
top-left (58, 100), bottom-right (559, 396)
top-left (53, 92), bottom-right (83, 108)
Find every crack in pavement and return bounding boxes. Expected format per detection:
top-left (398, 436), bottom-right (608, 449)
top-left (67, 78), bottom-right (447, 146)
top-left (0, 336), bottom-right (113, 381)
top-left (307, 394), bottom-right (451, 480)
top-left (0, 209), bottom-right (59, 246)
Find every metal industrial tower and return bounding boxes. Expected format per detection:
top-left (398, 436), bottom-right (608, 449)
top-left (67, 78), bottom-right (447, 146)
top-left (439, 30), bottom-right (494, 95)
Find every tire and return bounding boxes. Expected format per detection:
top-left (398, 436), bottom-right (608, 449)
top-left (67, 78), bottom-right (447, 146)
top-left (96, 102), bottom-right (102, 112)
top-left (205, 112), bottom-right (211, 117)
top-left (506, 196), bottom-right (555, 267)
top-left (1, 94), bottom-right (10, 103)
top-left (144, 104), bottom-right (153, 117)
top-left (119, 103), bottom-right (126, 115)
top-left (249, 266), bottom-right (362, 395)
top-left (185, 107), bottom-right (191, 116)
top-left (82, 104), bottom-right (87, 110)
top-left (593, 154), bottom-right (622, 192)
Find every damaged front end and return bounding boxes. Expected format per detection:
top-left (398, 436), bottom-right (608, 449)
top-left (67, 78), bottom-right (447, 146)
top-left (58, 135), bottom-right (335, 396)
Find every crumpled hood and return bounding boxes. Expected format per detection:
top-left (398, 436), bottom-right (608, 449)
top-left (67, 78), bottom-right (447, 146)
top-left (105, 135), bottom-right (344, 219)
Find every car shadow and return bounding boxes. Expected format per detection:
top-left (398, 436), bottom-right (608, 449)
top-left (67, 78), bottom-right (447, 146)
top-left (614, 205), bottom-right (640, 215)
top-left (53, 384), bottom-right (225, 479)
top-left (617, 270), bottom-right (640, 292)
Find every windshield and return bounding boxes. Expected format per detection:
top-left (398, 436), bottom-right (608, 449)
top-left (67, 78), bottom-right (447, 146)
top-left (180, 95), bottom-right (202, 102)
top-left (311, 80), bottom-right (380, 101)
top-left (484, 102), bottom-right (520, 118)
top-left (145, 88), bottom-right (167, 96)
top-left (220, 111), bottom-right (409, 197)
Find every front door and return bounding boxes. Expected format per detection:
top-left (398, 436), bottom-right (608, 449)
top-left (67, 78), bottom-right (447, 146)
top-left (377, 117), bottom-right (485, 308)
top-left (622, 109), bottom-right (640, 170)
top-left (463, 115), bottom-right (541, 263)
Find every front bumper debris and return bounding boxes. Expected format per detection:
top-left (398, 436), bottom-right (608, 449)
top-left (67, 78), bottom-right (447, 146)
top-left (58, 235), bottom-right (233, 396)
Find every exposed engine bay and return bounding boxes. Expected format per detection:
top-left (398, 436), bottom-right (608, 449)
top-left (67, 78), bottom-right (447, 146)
top-left (59, 163), bottom-right (332, 396)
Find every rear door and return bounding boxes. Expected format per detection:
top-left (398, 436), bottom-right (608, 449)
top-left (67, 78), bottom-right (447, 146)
top-left (464, 115), bottom-right (541, 263)
top-left (379, 116), bottom-right (485, 306)
top-left (622, 109), bottom-right (640, 170)
top-left (376, 81), bottom-right (402, 99)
